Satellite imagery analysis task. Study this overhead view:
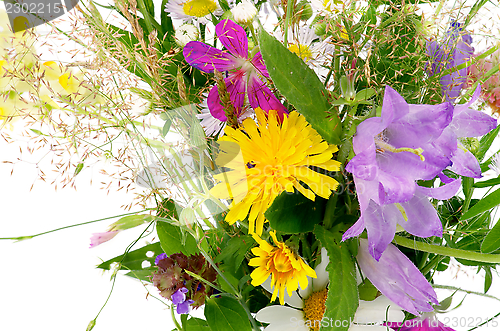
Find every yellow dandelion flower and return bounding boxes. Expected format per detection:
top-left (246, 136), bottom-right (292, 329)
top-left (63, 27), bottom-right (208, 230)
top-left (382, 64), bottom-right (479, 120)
top-left (249, 231), bottom-right (317, 305)
top-left (210, 108), bottom-right (341, 235)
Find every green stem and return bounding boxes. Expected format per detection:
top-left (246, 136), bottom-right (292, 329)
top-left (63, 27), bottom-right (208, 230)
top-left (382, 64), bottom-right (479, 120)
top-left (0, 209), bottom-right (154, 241)
top-left (170, 305), bottom-right (183, 331)
top-left (249, 24), bottom-right (258, 46)
top-left (238, 296), bottom-right (260, 331)
top-left (393, 235), bottom-right (500, 263)
top-left (283, 0), bottom-right (294, 46)
top-left (433, 284), bottom-right (500, 302)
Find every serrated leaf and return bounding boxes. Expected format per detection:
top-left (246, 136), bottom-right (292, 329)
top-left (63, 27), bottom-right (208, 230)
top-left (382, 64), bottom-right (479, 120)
top-left (205, 296), bottom-right (252, 331)
top-left (265, 192), bottom-right (327, 233)
top-left (481, 219), bottom-right (500, 253)
top-left (314, 225), bottom-right (358, 331)
top-left (461, 187), bottom-right (500, 221)
top-left (156, 221), bottom-right (199, 255)
top-left (97, 242), bottom-right (163, 271)
top-left (258, 29), bottom-right (341, 144)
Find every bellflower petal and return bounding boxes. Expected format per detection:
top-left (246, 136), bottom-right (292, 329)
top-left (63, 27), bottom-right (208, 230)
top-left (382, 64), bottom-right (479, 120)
top-left (183, 41), bottom-right (237, 73)
top-left (357, 239), bottom-right (438, 316)
top-left (450, 107), bottom-right (498, 137)
top-left (364, 201), bottom-right (398, 261)
top-left (416, 176), bottom-right (461, 200)
top-left (216, 19), bottom-right (248, 58)
top-left (449, 144), bottom-right (482, 178)
top-left (398, 192), bottom-right (443, 238)
top-left (377, 171), bottom-right (416, 204)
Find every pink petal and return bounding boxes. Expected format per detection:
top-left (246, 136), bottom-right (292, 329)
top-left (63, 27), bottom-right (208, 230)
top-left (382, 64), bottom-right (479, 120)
top-left (216, 20), bottom-right (248, 59)
top-left (183, 41), bottom-right (237, 73)
top-left (247, 75), bottom-right (288, 118)
top-left (207, 72), bottom-right (247, 121)
top-left (90, 231), bottom-right (119, 248)
top-left (251, 52), bottom-right (269, 78)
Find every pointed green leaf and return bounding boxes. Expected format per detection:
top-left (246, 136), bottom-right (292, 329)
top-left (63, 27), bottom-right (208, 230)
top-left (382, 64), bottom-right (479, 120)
top-left (258, 29), bottom-right (341, 144)
top-left (185, 317), bottom-right (211, 331)
top-left (474, 177), bottom-right (500, 188)
top-left (265, 192), bottom-right (327, 233)
top-left (156, 221), bottom-right (199, 255)
top-left (461, 187), bottom-right (500, 221)
top-left (484, 267), bottom-right (493, 293)
top-left (205, 296), bottom-right (252, 331)
top-left (97, 242), bottom-right (163, 270)
top-left (74, 162), bottom-right (84, 176)
top-left (314, 225), bottom-right (358, 331)
top-left (477, 126), bottom-right (500, 161)
top-left (481, 218), bottom-right (500, 253)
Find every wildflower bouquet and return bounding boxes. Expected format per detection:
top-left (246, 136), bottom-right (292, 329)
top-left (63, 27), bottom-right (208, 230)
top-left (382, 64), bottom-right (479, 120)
top-left (3, 0), bottom-right (500, 330)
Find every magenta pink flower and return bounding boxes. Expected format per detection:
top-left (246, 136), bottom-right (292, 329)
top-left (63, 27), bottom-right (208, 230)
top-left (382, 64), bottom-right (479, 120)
top-left (386, 315), bottom-right (456, 331)
top-left (89, 231), bottom-right (119, 248)
top-left (183, 19), bottom-right (288, 122)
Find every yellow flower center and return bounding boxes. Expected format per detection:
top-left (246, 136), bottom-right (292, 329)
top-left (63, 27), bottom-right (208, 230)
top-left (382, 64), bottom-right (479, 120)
top-left (182, 0), bottom-right (217, 17)
top-left (303, 288), bottom-right (328, 331)
top-left (288, 44), bottom-right (313, 62)
top-left (322, 0), bottom-right (342, 13)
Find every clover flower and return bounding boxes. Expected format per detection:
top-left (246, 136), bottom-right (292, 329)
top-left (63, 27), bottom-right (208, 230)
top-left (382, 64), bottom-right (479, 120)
top-left (152, 252), bottom-right (217, 308)
top-left (357, 239), bottom-right (438, 316)
top-left (210, 109), bottom-right (340, 235)
top-left (249, 231), bottom-right (317, 305)
top-left (468, 49), bottom-right (500, 114)
top-left (427, 21), bottom-right (474, 102)
top-left (184, 19), bottom-right (288, 123)
top-left (255, 248), bottom-right (405, 330)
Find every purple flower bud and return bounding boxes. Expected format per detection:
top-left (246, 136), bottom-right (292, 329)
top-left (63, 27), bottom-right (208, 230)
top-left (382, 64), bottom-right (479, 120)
top-left (89, 231), bottom-right (119, 248)
top-left (155, 253), bottom-right (168, 265)
top-left (357, 239), bottom-right (438, 316)
top-left (171, 287), bottom-right (188, 305)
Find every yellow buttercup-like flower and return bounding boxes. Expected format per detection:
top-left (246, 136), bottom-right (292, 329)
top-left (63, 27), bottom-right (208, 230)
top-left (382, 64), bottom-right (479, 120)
top-left (249, 231), bottom-right (317, 305)
top-left (210, 109), bottom-right (340, 235)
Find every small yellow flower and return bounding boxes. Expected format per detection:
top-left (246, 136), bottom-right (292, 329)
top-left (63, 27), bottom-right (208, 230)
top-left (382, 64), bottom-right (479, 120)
top-left (210, 109), bottom-right (340, 235)
top-left (249, 231), bottom-right (317, 305)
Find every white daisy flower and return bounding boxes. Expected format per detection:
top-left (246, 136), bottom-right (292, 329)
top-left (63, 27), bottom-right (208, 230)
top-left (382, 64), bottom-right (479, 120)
top-left (231, 0), bottom-right (258, 25)
top-left (165, 0), bottom-right (222, 24)
top-left (276, 24), bottom-right (334, 70)
top-left (489, 152), bottom-right (500, 176)
top-left (175, 24), bottom-right (200, 47)
top-left (255, 248), bottom-right (405, 331)
top-left (196, 92), bottom-right (254, 138)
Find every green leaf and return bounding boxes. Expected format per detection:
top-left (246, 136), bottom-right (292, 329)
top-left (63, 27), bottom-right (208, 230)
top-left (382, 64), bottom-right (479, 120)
top-left (156, 221), bottom-right (199, 255)
top-left (355, 88), bottom-right (376, 101)
top-left (258, 29), bottom-right (341, 144)
top-left (74, 162), bottom-right (84, 176)
top-left (314, 225), bottom-right (358, 331)
top-left (214, 235), bottom-right (254, 272)
top-left (265, 192), bottom-right (327, 233)
top-left (484, 267), bottom-right (493, 293)
top-left (185, 317), bottom-right (211, 331)
top-left (204, 296), bottom-right (252, 331)
top-left (481, 218), bottom-right (500, 253)
top-left (97, 242), bottom-right (163, 270)
top-left (474, 177), bottom-right (500, 188)
top-left (358, 278), bottom-right (378, 301)
top-left (461, 187), bottom-right (500, 221)
top-left (477, 125), bottom-right (500, 161)
top-left (162, 119), bottom-right (172, 137)
top-left (125, 268), bottom-right (156, 282)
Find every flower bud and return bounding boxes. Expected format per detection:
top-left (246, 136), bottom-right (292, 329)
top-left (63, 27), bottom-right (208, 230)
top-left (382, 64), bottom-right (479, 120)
top-left (231, 0), bottom-right (257, 26)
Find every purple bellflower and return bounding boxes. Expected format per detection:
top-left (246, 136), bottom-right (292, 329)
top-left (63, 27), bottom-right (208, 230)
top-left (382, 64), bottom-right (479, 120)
top-left (343, 85), bottom-right (461, 260)
top-left (183, 19), bottom-right (288, 121)
top-left (357, 239), bottom-right (439, 316)
top-left (386, 314), bottom-right (456, 331)
top-left (427, 21), bottom-right (474, 102)
top-left (171, 287), bottom-right (195, 314)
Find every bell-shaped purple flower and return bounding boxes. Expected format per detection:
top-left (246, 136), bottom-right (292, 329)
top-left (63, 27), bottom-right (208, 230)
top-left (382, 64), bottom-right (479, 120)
top-left (427, 21), bottom-right (474, 102)
top-left (343, 85), bottom-right (461, 260)
top-left (357, 239), bottom-right (439, 316)
top-left (183, 20), bottom-right (287, 122)
top-left (386, 314), bottom-right (456, 331)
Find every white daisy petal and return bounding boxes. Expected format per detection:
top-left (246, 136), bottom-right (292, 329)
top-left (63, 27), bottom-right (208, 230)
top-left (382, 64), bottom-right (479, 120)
top-left (312, 247), bottom-right (330, 292)
top-left (298, 279), bottom-right (313, 299)
top-left (354, 297), bottom-right (405, 324)
top-left (255, 305), bottom-right (304, 324)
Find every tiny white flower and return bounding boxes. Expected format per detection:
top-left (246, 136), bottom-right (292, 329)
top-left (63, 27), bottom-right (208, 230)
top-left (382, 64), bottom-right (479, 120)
top-left (489, 152), bottom-right (500, 176)
top-left (231, 0), bottom-right (258, 25)
top-left (175, 24), bottom-right (200, 47)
